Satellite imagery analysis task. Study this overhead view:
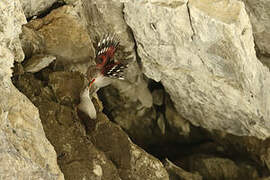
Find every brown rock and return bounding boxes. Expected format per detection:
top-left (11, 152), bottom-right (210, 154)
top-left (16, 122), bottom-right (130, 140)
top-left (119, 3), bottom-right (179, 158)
top-left (164, 159), bottom-right (202, 180)
top-left (48, 71), bottom-right (86, 106)
top-left (1, 1), bottom-right (64, 179)
top-left (20, 26), bottom-right (45, 59)
top-left (88, 113), bottom-right (169, 180)
top-left (26, 5), bottom-right (95, 66)
top-left (187, 154), bottom-right (259, 180)
top-left (14, 71), bottom-right (169, 180)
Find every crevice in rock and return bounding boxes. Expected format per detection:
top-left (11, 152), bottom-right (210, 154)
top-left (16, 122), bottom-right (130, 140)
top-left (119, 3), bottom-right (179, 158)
top-left (254, 41), bottom-right (270, 69)
top-left (26, 1), bottom-right (66, 22)
top-left (11, 63), bottom-right (117, 179)
top-left (123, 5), bottom-right (143, 70)
top-left (12, 1), bottom-right (270, 178)
top-left (186, 1), bottom-right (195, 40)
top-left (11, 64), bottom-right (270, 179)
top-left (99, 79), bottom-right (270, 179)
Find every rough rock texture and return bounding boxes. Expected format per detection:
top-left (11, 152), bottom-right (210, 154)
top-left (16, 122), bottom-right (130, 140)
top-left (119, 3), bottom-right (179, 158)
top-left (187, 154), bottom-right (259, 180)
top-left (19, 0), bottom-right (58, 18)
top-left (100, 85), bottom-right (196, 147)
top-left (0, 0), bottom-right (64, 179)
top-left (6, 0), bottom-right (270, 179)
top-left (242, 0), bottom-right (270, 69)
top-left (88, 113), bottom-right (169, 180)
top-left (81, 0), bottom-right (153, 107)
top-left (14, 72), bottom-right (121, 180)
top-left (20, 26), bottom-right (45, 59)
top-left (0, 0), bottom-right (25, 63)
top-left (242, 0), bottom-right (270, 55)
top-left (164, 159), bottom-right (202, 180)
top-left (13, 70), bottom-right (170, 180)
top-left (124, 0), bottom-right (270, 139)
top-left (24, 54), bottom-right (56, 73)
top-left (209, 131), bottom-right (270, 172)
top-left (260, 56), bottom-right (270, 69)
top-left (26, 5), bottom-right (95, 72)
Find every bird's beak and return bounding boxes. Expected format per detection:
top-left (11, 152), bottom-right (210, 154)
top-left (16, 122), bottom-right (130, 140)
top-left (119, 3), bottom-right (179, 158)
top-left (88, 79), bottom-right (95, 88)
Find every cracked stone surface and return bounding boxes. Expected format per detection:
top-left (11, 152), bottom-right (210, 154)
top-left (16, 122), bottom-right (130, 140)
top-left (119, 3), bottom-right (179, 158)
top-left (187, 154), bottom-right (259, 180)
top-left (80, 0), bottom-right (153, 107)
top-left (241, 0), bottom-right (270, 69)
top-left (164, 159), bottom-right (202, 180)
top-left (124, 0), bottom-right (270, 139)
top-left (0, 0), bottom-right (64, 179)
top-left (26, 5), bottom-right (95, 70)
top-left (242, 0), bottom-right (270, 56)
top-left (4, 0), bottom-right (270, 179)
top-left (19, 0), bottom-right (58, 18)
top-left (13, 71), bottom-right (170, 180)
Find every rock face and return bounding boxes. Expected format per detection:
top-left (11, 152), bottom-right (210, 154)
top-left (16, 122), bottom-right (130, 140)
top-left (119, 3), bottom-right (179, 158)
top-left (164, 159), bottom-right (202, 180)
top-left (187, 155), bottom-right (259, 180)
top-left (79, 0), bottom-right (195, 151)
top-left (4, 0), bottom-right (270, 179)
top-left (26, 5), bottom-right (95, 70)
top-left (13, 71), bottom-right (170, 180)
top-left (0, 0), bottom-right (64, 179)
top-left (80, 0), bottom-right (153, 106)
top-left (241, 0), bottom-right (270, 68)
top-left (19, 0), bottom-right (58, 18)
top-left (100, 85), bottom-right (193, 147)
top-left (124, 0), bottom-right (270, 139)
top-left (242, 0), bottom-right (270, 55)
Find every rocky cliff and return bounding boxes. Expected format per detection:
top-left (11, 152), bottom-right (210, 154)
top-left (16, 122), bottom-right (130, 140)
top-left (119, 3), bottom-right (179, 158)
top-left (1, 0), bottom-right (270, 179)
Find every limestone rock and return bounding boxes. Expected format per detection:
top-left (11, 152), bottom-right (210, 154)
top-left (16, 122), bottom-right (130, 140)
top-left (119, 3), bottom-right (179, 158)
top-left (88, 113), bottom-right (170, 180)
top-left (0, 0), bottom-right (64, 179)
top-left (164, 159), bottom-right (202, 180)
top-left (242, 0), bottom-right (270, 55)
top-left (188, 155), bottom-right (259, 180)
top-left (208, 131), bottom-right (270, 172)
top-left (13, 70), bottom-right (170, 180)
top-left (80, 0), bottom-right (153, 107)
top-left (24, 54), bottom-right (56, 73)
top-left (260, 56), bottom-right (270, 69)
top-left (49, 71), bottom-right (85, 106)
top-left (26, 5), bottom-right (95, 69)
top-left (13, 73), bottom-right (121, 180)
top-left (242, 0), bottom-right (270, 68)
top-left (99, 85), bottom-right (194, 147)
top-left (19, 0), bottom-right (58, 18)
top-left (20, 26), bottom-right (45, 59)
top-left (124, 0), bottom-right (270, 139)
top-left (0, 0), bottom-right (26, 63)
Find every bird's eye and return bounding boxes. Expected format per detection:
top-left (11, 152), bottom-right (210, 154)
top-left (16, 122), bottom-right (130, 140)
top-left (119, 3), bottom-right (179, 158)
top-left (88, 79), bottom-right (95, 87)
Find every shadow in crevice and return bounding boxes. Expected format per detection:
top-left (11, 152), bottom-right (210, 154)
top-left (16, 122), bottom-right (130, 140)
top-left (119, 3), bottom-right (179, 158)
top-left (26, 1), bottom-right (66, 22)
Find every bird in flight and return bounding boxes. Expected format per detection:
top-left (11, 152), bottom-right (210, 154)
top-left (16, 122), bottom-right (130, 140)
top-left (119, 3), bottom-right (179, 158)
top-left (78, 34), bottom-right (129, 119)
top-left (86, 34), bottom-right (128, 94)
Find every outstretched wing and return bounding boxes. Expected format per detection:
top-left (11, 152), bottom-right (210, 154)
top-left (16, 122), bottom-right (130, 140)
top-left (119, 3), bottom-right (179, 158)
top-left (95, 34), bottom-right (119, 69)
top-left (102, 61), bottom-right (128, 80)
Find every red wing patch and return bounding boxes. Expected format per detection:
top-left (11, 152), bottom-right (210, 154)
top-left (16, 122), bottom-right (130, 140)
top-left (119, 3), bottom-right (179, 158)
top-left (95, 34), bottom-right (119, 69)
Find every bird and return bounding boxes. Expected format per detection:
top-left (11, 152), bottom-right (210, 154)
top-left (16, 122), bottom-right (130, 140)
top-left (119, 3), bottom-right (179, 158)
top-left (86, 34), bottom-right (128, 93)
top-left (78, 34), bottom-right (128, 119)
